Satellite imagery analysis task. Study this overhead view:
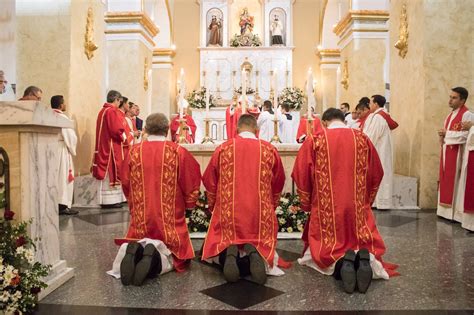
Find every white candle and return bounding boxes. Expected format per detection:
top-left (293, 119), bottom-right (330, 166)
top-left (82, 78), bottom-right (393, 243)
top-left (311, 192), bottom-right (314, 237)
top-left (306, 67), bottom-right (313, 119)
top-left (273, 69), bottom-right (278, 114)
top-left (241, 69), bottom-right (247, 114)
top-left (205, 85), bottom-right (210, 117)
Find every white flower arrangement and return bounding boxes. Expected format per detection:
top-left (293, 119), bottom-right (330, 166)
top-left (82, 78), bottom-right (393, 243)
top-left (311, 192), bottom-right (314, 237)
top-left (278, 87), bottom-right (305, 111)
top-left (230, 33), bottom-right (262, 47)
top-left (186, 87), bottom-right (217, 109)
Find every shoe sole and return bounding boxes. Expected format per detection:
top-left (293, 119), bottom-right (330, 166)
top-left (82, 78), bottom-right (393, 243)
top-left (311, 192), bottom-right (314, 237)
top-left (356, 249), bottom-right (372, 293)
top-left (133, 244), bottom-right (158, 286)
top-left (223, 245), bottom-right (240, 283)
top-left (244, 244), bottom-right (267, 285)
top-left (120, 242), bottom-right (141, 286)
top-left (341, 250), bottom-right (356, 294)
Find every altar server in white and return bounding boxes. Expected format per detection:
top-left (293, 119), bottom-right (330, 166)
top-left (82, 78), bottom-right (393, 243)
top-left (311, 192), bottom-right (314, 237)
top-left (257, 100), bottom-right (275, 142)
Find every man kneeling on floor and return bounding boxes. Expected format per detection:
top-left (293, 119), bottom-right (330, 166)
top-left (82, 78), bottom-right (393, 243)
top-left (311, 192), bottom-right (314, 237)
top-left (292, 108), bottom-right (399, 294)
top-left (201, 114), bottom-right (287, 284)
top-left (107, 113), bottom-right (201, 286)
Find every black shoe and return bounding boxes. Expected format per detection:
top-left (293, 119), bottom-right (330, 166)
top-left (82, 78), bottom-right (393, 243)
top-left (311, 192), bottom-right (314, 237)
top-left (356, 248), bottom-right (373, 293)
top-left (101, 203), bottom-right (123, 209)
top-left (133, 244), bottom-right (162, 286)
top-left (120, 242), bottom-right (143, 286)
top-left (59, 208), bottom-right (79, 215)
top-left (223, 245), bottom-right (240, 283)
top-left (340, 249), bottom-right (356, 294)
top-left (244, 244), bottom-right (267, 285)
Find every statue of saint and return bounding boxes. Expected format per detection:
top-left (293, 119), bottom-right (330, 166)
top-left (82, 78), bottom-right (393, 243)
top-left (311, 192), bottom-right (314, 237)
top-left (271, 15), bottom-right (284, 46)
top-left (239, 8), bottom-right (254, 36)
top-left (208, 15), bottom-right (222, 46)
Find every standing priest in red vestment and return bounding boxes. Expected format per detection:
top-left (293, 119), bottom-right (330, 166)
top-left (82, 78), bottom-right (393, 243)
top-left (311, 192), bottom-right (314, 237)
top-left (296, 107), bottom-right (324, 143)
top-left (202, 114), bottom-right (286, 285)
top-left (292, 108), bottom-right (398, 294)
top-left (92, 90), bottom-right (126, 208)
top-left (107, 113), bottom-right (201, 286)
top-left (170, 103), bottom-right (197, 143)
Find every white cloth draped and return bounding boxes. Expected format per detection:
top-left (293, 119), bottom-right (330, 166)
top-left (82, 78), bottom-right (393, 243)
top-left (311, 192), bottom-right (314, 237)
top-left (437, 109), bottom-right (474, 221)
top-left (56, 111), bottom-right (77, 208)
top-left (363, 108), bottom-right (393, 209)
top-left (257, 111), bottom-right (274, 142)
top-left (278, 111), bottom-right (295, 144)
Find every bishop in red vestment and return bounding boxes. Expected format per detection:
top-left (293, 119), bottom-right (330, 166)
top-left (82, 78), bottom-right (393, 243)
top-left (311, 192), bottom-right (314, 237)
top-left (202, 114), bottom-right (286, 284)
top-left (92, 90), bottom-right (126, 207)
top-left (170, 113), bottom-right (197, 143)
top-left (296, 114), bottom-right (324, 143)
top-left (292, 108), bottom-right (398, 294)
top-left (225, 103), bottom-right (243, 139)
top-left (110, 113), bottom-right (201, 286)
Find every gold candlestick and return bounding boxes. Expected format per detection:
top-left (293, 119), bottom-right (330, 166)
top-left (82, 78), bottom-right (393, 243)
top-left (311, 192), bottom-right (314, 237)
top-left (177, 118), bottom-right (190, 144)
top-left (201, 118), bottom-right (214, 144)
top-left (271, 117), bottom-right (281, 144)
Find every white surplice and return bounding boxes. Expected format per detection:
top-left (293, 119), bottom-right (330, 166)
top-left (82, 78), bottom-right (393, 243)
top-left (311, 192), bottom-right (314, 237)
top-left (363, 108), bottom-right (393, 209)
top-left (257, 110), bottom-right (274, 142)
top-left (55, 111), bottom-right (77, 208)
top-left (437, 109), bottom-right (474, 221)
top-left (278, 111), bottom-right (294, 144)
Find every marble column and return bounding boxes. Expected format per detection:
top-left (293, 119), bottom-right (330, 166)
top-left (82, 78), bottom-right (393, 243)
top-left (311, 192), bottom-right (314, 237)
top-left (151, 48), bottom-right (175, 118)
top-left (317, 49), bottom-right (340, 111)
top-left (333, 10), bottom-right (389, 106)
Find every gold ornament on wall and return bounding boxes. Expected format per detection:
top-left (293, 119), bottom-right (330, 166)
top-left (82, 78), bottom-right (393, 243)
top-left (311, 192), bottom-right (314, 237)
top-left (84, 7), bottom-right (98, 60)
top-left (394, 4), bottom-right (409, 58)
top-left (143, 57), bottom-right (149, 91)
top-left (340, 60), bottom-right (349, 90)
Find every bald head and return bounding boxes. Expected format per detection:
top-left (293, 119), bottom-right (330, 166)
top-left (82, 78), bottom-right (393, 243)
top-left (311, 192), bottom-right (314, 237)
top-left (145, 113), bottom-right (169, 136)
top-left (237, 114), bottom-right (258, 135)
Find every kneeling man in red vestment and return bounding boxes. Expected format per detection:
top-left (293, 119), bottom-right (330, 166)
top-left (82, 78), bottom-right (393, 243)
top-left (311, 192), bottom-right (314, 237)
top-left (202, 114), bottom-right (286, 285)
top-left (107, 113), bottom-right (201, 286)
top-left (292, 108), bottom-right (398, 294)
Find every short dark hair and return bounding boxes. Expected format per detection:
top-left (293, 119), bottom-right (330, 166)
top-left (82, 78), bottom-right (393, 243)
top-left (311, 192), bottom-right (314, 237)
top-left (358, 97), bottom-right (370, 106)
top-left (145, 113), bottom-right (169, 136)
top-left (452, 87), bottom-right (469, 101)
top-left (119, 96), bottom-right (128, 108)
top-left (341, 102), bottom-right (350, 110)
top-left (50, 95), bottom-right (64, 109)
top-left (282, 103), bottom-right (291, 112)
top-left (237, 114), bottom-right (258, 130)
top-left (23, 86), bottom-right (42, 97)
top-left (356, 102), bottom-right (370, 111)
top-left (106, 90), bottom-right (121, 103)
top-left (263, 100), bottom-right (272, 110)
top-left (322, 108), bottom-right (345, 122)
top-left (371, 95), bottom-right (386, 107)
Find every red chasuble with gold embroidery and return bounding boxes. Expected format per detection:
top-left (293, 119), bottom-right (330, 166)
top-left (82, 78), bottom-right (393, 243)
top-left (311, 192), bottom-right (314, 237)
top-left (292, 128), bottom-right (396, 274)
top-left (202, 137), bottom-right (286, 266)
top-left (225, 107), bottom-right (243, 139)
top-left (92, 103), bottom-right (125, 185)
top-left (119, 141), bottom-right (201, 269)
top-left (296, 115), bottom-right (324, 143)
top-left (170, 115), bottom-right (197, 143)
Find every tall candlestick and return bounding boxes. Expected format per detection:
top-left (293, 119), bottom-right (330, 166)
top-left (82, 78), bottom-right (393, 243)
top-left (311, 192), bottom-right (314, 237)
top-left (273, 69), bottom-right (278, 114)
top-left (241, 68), bottom-right (247, 114)
top-left (306, 67), bottom-right (314, 119)
top-left (205, 85), bottom-right (210, 118)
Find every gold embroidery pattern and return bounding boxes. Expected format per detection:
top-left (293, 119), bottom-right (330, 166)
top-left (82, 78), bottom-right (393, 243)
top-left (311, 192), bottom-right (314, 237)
top-left (297, 188), bottom-right (311, 209)
top-left (185, 189), bottom-right (200, 206)
top-left (219, 143), bottom-right (235, 246)
top-left (259, 144), bottom-right (276, 253)
top-left (161, 144), bottom-right (180, 253)
top-left (130, 145), bottom-right (146, 238)
top-left (314, 135), bottom-right (336, 248)
top-left (354, 133), bottom-right (372, 244)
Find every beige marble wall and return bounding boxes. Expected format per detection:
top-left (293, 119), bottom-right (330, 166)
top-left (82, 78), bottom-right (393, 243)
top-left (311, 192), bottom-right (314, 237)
top-left (340, 39), bottom-right (386, 107)
top-left (16, 1), bottom-right (71, 101)
top-left (151, 67), bottom-right (173, 118)
top-left (321, 67), bottom-right (338, 110)
top-left (391, 0), bottom-right (474, 208)
top-left (68, 0), bottom-right (106, 175)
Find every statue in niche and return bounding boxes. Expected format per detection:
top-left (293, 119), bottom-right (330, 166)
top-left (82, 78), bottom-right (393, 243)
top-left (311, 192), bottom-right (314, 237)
top-left (207, 9), bottom-right (223, 47)
top-left (270, 8), bottom-right (286, 46)
top-left (239, 7), bottom-right (254, 36)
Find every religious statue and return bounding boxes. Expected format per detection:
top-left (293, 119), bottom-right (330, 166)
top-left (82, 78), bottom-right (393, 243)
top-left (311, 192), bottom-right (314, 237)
top-left (208, 15), bottom-right (223, 47)
top-left (239, 8), bottom-right (254, 36)
top-left (271, 15), bottom-right (284, 46)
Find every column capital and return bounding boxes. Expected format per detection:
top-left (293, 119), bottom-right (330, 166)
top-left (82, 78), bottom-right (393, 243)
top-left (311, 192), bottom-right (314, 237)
top-left (105, 11), bottom-right (159, 49)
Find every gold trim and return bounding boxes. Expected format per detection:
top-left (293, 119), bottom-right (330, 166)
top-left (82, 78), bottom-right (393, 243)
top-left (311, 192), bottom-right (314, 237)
top-left (105, 12), bottom-right (159, 37)
top-left (319, 0), bottom-right (328, 46)
top-left (152, 61), bottom-right (174, 65)
top-left (153, 48), bottom-right (176, 57)
top-left (333, 10), bottom-right (389, 37)
top-left (340, 59), bottom-right (349, 90)
top-left (104, 29), bottom-right (156, 47)
top-left (394, 4), bottom-right (409, 58)
top-left (84, 7), bottom-right (98, 60)
top-left (337, 29), bottom-right (388, 46)
top-left (144, 57), bottom-right (149, 91)
top-left (317, 48), bottom-right (341, 58)
top-left (319, 61), bottom-right (341, 65)
top-left (165, 0), bottom-right (174, 44)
